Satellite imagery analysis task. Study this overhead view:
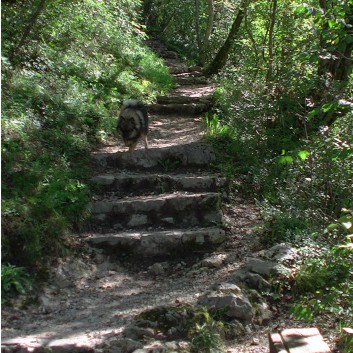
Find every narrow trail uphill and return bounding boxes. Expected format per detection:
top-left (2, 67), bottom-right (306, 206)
top-left (88, 39), bottom-right (225, 258)
top-left (2, 41), bottom-right (313, 353)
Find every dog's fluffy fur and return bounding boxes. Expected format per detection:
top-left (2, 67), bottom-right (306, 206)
top-left (117, 99), bottom-right (149, 152)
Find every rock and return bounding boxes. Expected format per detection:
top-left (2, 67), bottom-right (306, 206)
top-left (212, 283), bottom-right (242, 295)
top-left (251, 337), bottom-right (260, 345)
top-left (110, 338), bottom-right (143, 353)
top-left (38, 294), bottom-right (55, 314)
top-left (138, 341), bottom-right (165, 353)
top-left (244, 273), bottom-right (271, 292)
top-left (252, 301), bottom-right (272, 325)
top-left (244, 258), bottom-right (292, 278)
top-left (264, 244), bottom-right (298, 264)
top-left (124, 326), bottom-right (156, 340)
top-left (149, 263), bottom-right (165, 276)
top-left (225, 321), bottom-right (245, 339)
top-left (201, 254), bottom-right (227, 268)
top-left (134, 319), bottom-right (158, 329)
top-left (53, 268), bottom-right (71, 289)
top-left (128, 214), bottom-right (148, 227)
top-left (197, 292), bottom-right (253, 323)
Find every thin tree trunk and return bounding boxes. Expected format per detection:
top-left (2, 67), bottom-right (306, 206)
top-left (244, 10), bottom-right (260, 78)
top-left (266, 0), bottom-right (277, 87)
top-left (9, 0), bottom-right (46, 63)
top-left (204, 0), bottom-right (248, 76)
top-left (195, 0), bottom-right (202, 53)
top-left (143, 0), bottom-right (154, 26)
top-left (199, 0), bottom-right (214, 66)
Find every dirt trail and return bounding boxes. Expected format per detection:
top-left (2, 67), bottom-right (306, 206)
top-left (1, 41), bottom-right (305, 353)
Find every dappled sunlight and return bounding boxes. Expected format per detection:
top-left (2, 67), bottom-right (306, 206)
top-left (2, 259), bottom-right (238, 350)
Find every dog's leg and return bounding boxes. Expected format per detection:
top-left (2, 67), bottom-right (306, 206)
top-left (143, 134), bottom-right (149, 149)
top-left (129, 141), bottom-right (138, 153)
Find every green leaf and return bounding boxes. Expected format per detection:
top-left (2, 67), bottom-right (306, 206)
top-left (328, 19), bottom-right (336, 28)
top-left (278, 155), bottom-right (294, 165)
top-left (322, 103), bottom-right (334, 113)
top-left (308, 108), bottom-right (319, 118)
top-left (295, 4), bottom-right (311, 15)
top-left (326, 223), bottom-right (339, 231)
top-left (298, 150), bottom-right (310, 161)
top-left (338, 215), bottom-right (353, 224)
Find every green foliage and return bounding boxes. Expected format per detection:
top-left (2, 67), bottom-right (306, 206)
top-left (146, 0), bottom-right (201, 62)
top-left (340, 329), bottom-right (353, 353)
top-left (191, 321), bottom-right (225, 353)
top-left (290, 243), bottom-right (353, 326)
top-left (1, 0), bottom-right (173, 270)
top-left (137, 306), bottom-right (226, 352)
top-left (199, 0), bottom-right (353, 331)
top-left (290, 210), bottom-right (353, 326)
top-left (1, 264), bottom-right (33, 303)
top-left (189, 308), bottom-right (225, 353)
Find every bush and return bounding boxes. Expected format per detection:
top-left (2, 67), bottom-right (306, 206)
top-left (1, 264), bottom-right (33, 303)
top-left (290, 210), bottom-right (353, 326)
top-left (206, 48), bottom-right (352, 329)
top-left (1, 0), bottom-right (174, 271)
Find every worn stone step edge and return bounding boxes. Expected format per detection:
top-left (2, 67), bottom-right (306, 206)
top-left (87, 227), bottom-right (226, 256)
top-left (91, 192), bottom-right (221, 213)
top-left (173, 71), bottom-right (204, 78)
top-left (169, 65), bottom-right (203, 74)
top-left (155, 95), bottom-right (213, 105)
top-left (91, 143), bottom-right (216, 170)
top-left (90, 192), bottom-right (223, 230)
top-left (149, 102), bottom-right (210, 115)
top-left (175, 76), bottom-right (209, 85)
top-left (92, 173), bottom-right (227, 195)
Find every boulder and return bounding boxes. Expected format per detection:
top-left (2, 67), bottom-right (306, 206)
top-left (264, 244), bottom-right (298, 265)
top-left (197, 292), bottom-right (253, 323)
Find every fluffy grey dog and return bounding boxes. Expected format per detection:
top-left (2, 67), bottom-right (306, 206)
top-left (117, 99), bottom-right (149, 152)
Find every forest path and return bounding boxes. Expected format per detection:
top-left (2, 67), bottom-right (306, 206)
top-left (1, 41), bottom-right (294, 353)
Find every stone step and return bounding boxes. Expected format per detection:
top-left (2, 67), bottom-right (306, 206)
top-left (92, 173), bottom-right (227, 196)
top-left (269, 328), bottom-right (332, 353)
top-left (175, 76), bottom-right (209, 85)
top-left (145, 40), bottom-right (178, 58)
top-left (92, 143), bottom-right (216, 171)
top-left (90, 192), bottom-right (223, 231)
top-left (173, 71), bottom-right (204, 78)
top-left (149, 102), bottom-right (210, 115)
top-left (169, 65), bottom-right (203, 75)
top-left (156, 95), bottom-right (213, 105)
top-left (87, 227), bottom-right (226, 256)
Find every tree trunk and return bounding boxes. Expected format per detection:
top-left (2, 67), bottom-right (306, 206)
top-left (265, 0), bottom-right (277, 86)
top-left (9, 0), bottom-right (46, 63)
top-left (318, 0), bottom-right (353, 81)
top-left (142, 0), bottom-right (154, 26)
top-left (195, 0), bottom-right (202, 53)
top-left (199, 0), bottom-right (214, 66)
top-left (204, 0), bottom-right (249, 76)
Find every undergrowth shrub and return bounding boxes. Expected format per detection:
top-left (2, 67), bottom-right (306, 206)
top-left (206, 63), bottom-right (352, 329)
top-left (1, 0), bottom-right (174, 279)
top-left (290, 210), bottom-right (353, 326)
top-left (1, 264), bottom-right (33, 304)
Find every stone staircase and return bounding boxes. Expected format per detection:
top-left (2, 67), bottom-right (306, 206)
top-left (87, 40), bottom-right (226, 258)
